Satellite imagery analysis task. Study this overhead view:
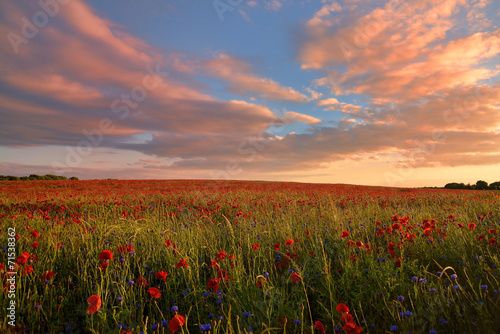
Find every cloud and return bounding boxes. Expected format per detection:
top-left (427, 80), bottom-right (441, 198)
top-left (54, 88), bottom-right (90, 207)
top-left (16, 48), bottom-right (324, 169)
top-left (284, 111), bottom-right (322, 125)
top-left (265, 1), bottom-right (284, 11)
top-left (297, 0), bottom-right (500, 100)
top-left (317, 98), bottom-right (340, 106)
top-left (205, 54), bottom-right (309, 103)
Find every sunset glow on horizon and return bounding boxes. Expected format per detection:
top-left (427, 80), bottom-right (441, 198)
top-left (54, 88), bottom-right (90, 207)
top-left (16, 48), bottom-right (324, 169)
top-left (1, 0), bottom-right (499, 187)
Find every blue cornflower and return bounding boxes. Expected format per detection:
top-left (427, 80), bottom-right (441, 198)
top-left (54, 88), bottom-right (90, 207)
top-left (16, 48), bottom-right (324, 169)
top-left (397, 296), bottom-right (404, 302)
top-left (450, 274), bottom-right (457, 280)
top-left (390, 325), bottom-right (398, 331)
top-left (171, 306), bottom-right (178, 312)
top-left (200, 324), bottom-right (212, 331)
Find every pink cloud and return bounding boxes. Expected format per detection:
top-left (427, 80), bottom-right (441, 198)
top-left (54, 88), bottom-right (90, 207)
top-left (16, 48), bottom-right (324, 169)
top-left (205, 54), bottom-right (308, 103)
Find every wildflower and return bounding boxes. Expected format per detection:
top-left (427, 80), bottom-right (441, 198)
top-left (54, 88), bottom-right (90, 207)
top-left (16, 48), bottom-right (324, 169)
top-left (481, 285), bottom-right (487, 290)
top-left (274, 243), bottom-right (281, 250)
top-left (16, 252), bottom-right (30, 266)
top-left (336, 303), bottom-right (350, 313)
top-left (285, 239), bottom-right (293, 246)
top-left (217, 250), bottom-right (226, 260)
top-left (291, 272), bottom-right (301, 284)
top-left (314, 321), bottom-right (326, 333)
top-left (252, 244), bottom-right (260, 250)
top-left (137, 276), bottom-right (148, 287)
top-left (87, 295), bottom-right (101, 314)
top-left (390, 325), bottom-right (398, 331)
top-left (200, 324), bottom-right (212, 331)
top-left (341, 231), bottom-right (349, 239)
top-left (168, 314), bottom-right (185, 333)
top-left (99, 250), bottom-right (113, 261)
top-left (42, 270), bottom-right (55, 280)
top-left (450, 274), bottom-right (457, 280)
top-left (397, 296), bottom-right (404, 302)
top-left (343, 321), bottom-right (362, 334)
top-left (148, 287), bottom-right (161, 298)
top-left (155, 271), bottom-right (168, 282)
top-left (207, 278), bottom-right (220, 292)
top-left (341, 313), bottom-right (353, 323)
top-left (176, 259), bottom-right (188, 268)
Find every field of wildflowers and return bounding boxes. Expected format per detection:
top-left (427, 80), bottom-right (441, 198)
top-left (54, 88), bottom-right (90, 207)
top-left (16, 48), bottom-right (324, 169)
top-left (0, 180), bottom-right (499, 333)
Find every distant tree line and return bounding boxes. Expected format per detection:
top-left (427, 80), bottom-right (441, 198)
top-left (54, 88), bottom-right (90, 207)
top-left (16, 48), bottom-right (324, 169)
top-left (444, 180), bottom-right (500, 190)
top-left (0, 174), bottom-right (79, 181)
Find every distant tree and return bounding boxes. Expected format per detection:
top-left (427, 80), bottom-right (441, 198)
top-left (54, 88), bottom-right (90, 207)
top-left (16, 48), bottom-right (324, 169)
top-left (29, 174), bottom-right (40, 180)
top-left (490, 181), bottom-right (500, 190)
top-left (475, 180), bottom-right (489, 190)
top-left (70, 177), bottom-right (79, 180)
top-left (7, 176), bottom-right (20, 181)
top-left (20, 176), bottom-right (29, 180)
top-left (0, 175), bottom-right (5, 181)
top-left (444, 182), bottom-right (465, 189)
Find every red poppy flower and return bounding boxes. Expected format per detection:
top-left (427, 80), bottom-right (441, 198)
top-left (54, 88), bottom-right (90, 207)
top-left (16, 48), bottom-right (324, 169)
top-left (210, 260), bottom-right (220, 269)
top-left (391, 215), bottom-right (399, 221)
top-left (252, 244), bottom-right (260, 250)
top-left (341, 231), bottom-right (349, 239)
top-left (305, 229), bottom-right (311, 235)
top-left (137, 275), bottom-right (148, 287)
top-left (217, 250), bottom-right (226, 260)
top-left (16, 252), bottom-right (30, 266)
top-left (42, 270), bottom-right (55, 280)
top-left (336, 303), bottom-right (350, 313)
top-left (155, 271), bottom-right (168, 282)
top-left (148, 287), bottom-right (161, 298)
top-left (168, 314), bottom-right (185, 333)
top-left (99, 250), bottom-right (113, 261)
top-left (291, 272), bottom-right (301, 284)
top-left (207, 278), bottom-right (220, 292)
top-left (274, 243), bottom-right (281, 250)
top-left (341, 313), bottom-right (353, 323)
top-left (314, 321), bottom-right (325, 333)
top-left (87, 295), bottom-right (101, 314)
top-left (99, 262), bottom-right (108, 270)
top-left (457, 223), bottom-right (464, 228)
top-left (31, 241), bottom-right (39, 249)
top-left (285, 239), bottom-right (293, 246)
top-left (489, 229), bottom-right (497, 235)
top-left (118, 245), bottom-right (134, 254)
top-left (30, 230), bottom-right (40, 238)
top-left (489, 238), bottom-right (497, 244)
top-left (165, 239), bottom-right (173, 248)
top-left (21, 265), bottom-right (33, 276)
top-left (176, 259), bottom-right (188, 268)
top-left (342, 321), bottom-right (362, 334)
top-left (468, 223), bottom-right (476, 230)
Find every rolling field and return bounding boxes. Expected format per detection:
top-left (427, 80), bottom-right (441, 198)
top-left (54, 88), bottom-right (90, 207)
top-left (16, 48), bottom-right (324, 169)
top-left (1, 180), bottom-right (499, 333)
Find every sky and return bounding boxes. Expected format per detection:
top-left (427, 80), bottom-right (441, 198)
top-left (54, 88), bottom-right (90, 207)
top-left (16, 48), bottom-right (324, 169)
top-left (0, 0), bottom-right (499, 187)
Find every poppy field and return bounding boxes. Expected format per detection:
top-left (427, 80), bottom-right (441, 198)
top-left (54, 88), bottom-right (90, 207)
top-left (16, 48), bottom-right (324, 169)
top-left (0, 179), bottom-right (499, 333)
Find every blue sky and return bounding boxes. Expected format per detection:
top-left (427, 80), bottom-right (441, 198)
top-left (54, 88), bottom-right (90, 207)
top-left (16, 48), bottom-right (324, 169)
top-left (0, 0), bottom-right (499, 186)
